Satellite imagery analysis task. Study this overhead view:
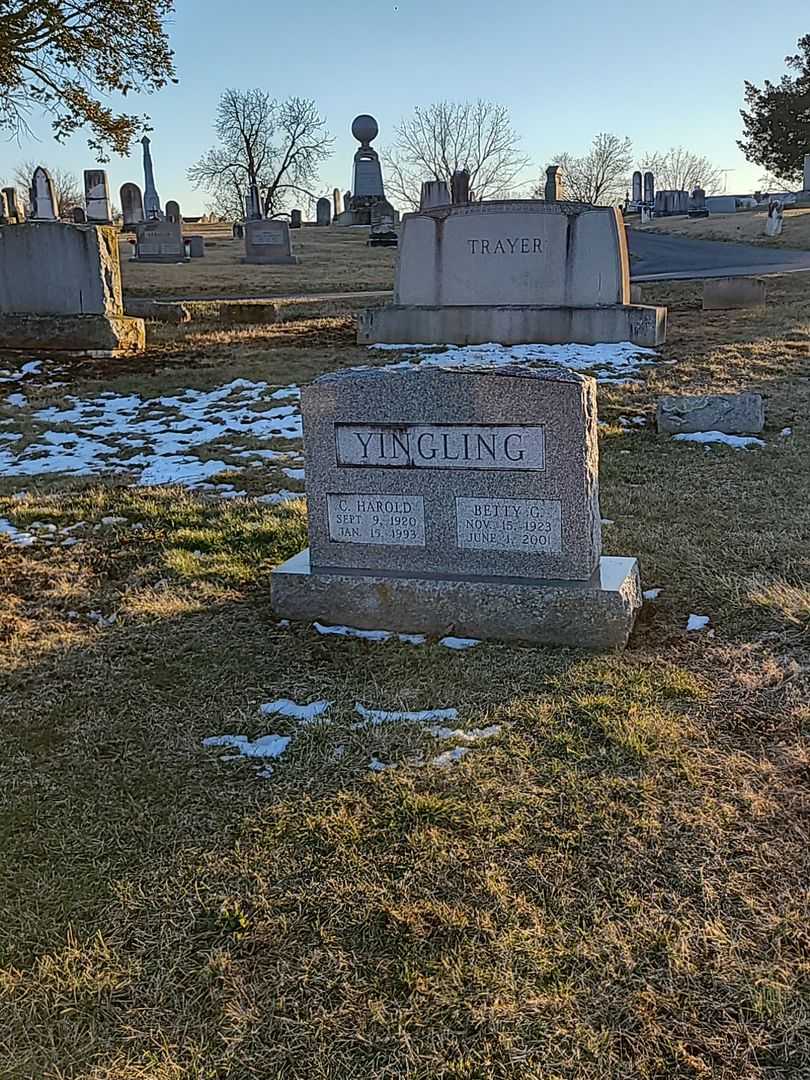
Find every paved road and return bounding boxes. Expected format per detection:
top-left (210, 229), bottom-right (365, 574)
top-left (628, 229), bottom-right (810, 281)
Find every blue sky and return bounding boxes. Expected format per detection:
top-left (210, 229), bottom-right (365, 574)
top-left (0, 0), bottom-right (806, 212)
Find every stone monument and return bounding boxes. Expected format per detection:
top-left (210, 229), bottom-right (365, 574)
top-left (368, 200), bottom-right (398, 247)
top-left (333, 188), bottom-right (343, 217)
top-left (632, 171), bottom-right (643, 205)
top-left (166, 200), bottom-right (181, 223)
top-left (29, 167), bottom-right (59, 220)
top-left (2, 187), bottom-right (24, 223)
top-left (133, 216), bottom-right (186, 262)
top-left (654, 190), bottom-right (689, 216)
top-left (804, 153), bottom-right (810, 193)
top-left (72, 207), bottom-right (87, 224)
top-left (0, 191), bottom-right (9, 225)
top-left (316, 197), bottom-right (332, 226)
top-left (84, 169), bottom-right (111, 224)
top-left (643, 171), bottom-right (655, 206)
top-left (141, 136), bottom-right (163, 219)
top-left (245, 182), bottom-right (263, 221)
top-left (290, 209), bottom-right (302, 229)
top-left (271, 365), bottom-right (641, 649)
top-left (545, 165), bottom-right (563, 204)
top-left (688, 186), bottom-right (708, 218)
top-left (335, 115), bottom-right (390, 226)
top-left (420, 180), bottom-right (451, 210)
top-left (120, 183), bottom-right (144, 228)
top-left (359, 200), bottom-right (666, 348)
top-left (242, 219), bottom-right (299, 264)
top-left (451, 169), bottom-right (471, 205)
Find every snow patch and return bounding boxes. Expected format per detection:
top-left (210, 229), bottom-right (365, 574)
top-left (440, 636), bottom-right (481, 650)
top-left (0, 518), bottom-right (35, 546)
top-left (354, 703), bottom-right (458, 728)
top-left (643, 588), bottom-right (663, 601)
top-left (314, 622), bottom-right (426, 644)
top-left (672, 431), bottom-right (765, 450)
top-left (686, 614), bottom-right (710, 632)
top-left (202, 733), bottom-right (292, 759)
top-left (259, 698), bottom-right (332, 722)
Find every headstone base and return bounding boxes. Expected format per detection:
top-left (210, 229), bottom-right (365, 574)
top-left (131, 254), bottom-right (190, 264)
top-left (241, 254), bottom-right (300, 265)
top-left (271, 549), bottom-right (641, 651)
top-left (0, 314), bottom-right (145, 356)
top-left (358, 304), bottom-right (666, 348)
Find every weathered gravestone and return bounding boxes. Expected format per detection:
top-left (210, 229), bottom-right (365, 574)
top-left (290, 209), bottom-right (302, 229)
top-left (72, 207), bottom-right (87, 224)
top-left (657, 392), bottom-right (765, 435)
top-left (333, 188), bottom-right (343, 218)
top-left (133, 218), bottom-right (186, 262)
top-left (359, 200), bottom-right (666, 347)
top-left (242, 219), bottom-right (299, 264)
top-left (545, 165), bottom-right (562, 204)
top-left (2, 187), bottom-right (24, 223)
top-left (29, 167), bottom-right (59, 220)
top-left (368, 200), bottom-right (398, 247)
top-left (141, 136), bottom-right (162, 219)
top-left (702, 276), bottom-right (766, 310)
top-left (420, 180), bottom-right (450, 210)
top-left (271, 365), bottom-right (641, 649)
top-left (0, 222), bottom-right (144, 354)
top-left (451, 169), bottom-right (471, 205)
top-left (165, 200), bottom-right (181, 223)
top-left (245, 183), bottom-right (263, 221)
top-left (632, 171), bottom-right (643, 204)
top-left (84, 170), bottom-right (111, 224)
top-left (0, 191), bottom-right (8, 224)
top-left (643, 171), bottom-right (655, 206)
top-left (232, 222), bottom-right (245, 239)
top-left (120, 183), bottom-right (144, 228)
top-left (655, 190), bottom-right (689, 216)
top-left (187, 235), bottom-right (205, 257)
top-left (316, 198), bottom-right (332, 226)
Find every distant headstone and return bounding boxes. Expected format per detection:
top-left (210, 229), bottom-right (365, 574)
top-left (271, 365), bottom-right (642, 650)
top-left (420, 180), bottom-right (450, 210)
top-left (688, 186), bottom-right (708, 217)
top-left (643, 171), bottom-right (655, 205)
top-left (72, 207), bottom-right (87, 224)
top-left (134, 218), bottom-right (187, 262)
top-left (187, 235), bottom-right (205, 257)
top-left (165, 200), bottom-right (181, 223)
top-left (657, 392), bottom-right (765, 435)
top-left (141, 136), bottom-right (162, 219)
top-left (654, 190), bottom-right (689, 216)
top-left (0, 191), bottom-right (9, 224)
top-left (29, 166), bottom-right (59, 220)
top-left (245, 183), bottom-right (263, 221)
top-left (368, 199), bottom-right (398, 247)
top-left (84, 169), bottom-right (111, 224)
top-left (120, 183), bottom-right (144, 228)
top-left (632, 171), bottom-right (642, 204)
top-left (344, 190), bottom-right (352, 209)
top-left (333, 188), bottom-right (343, 217)
top-left (290, 209), bottom-right (302, 229)
top-left (242, 219), bottom-right (299, 264)
top-left (765, 200), bottom-right (784, 237)
top-left (232, 222), bottom-right (245, 239)
top-left (451, 169), bottom-right (471, 205)
top-left (545, 165), bottom-right (562, 204)
top-left (702, 276), bottom-right (766, 310)
top-left (2, 187), bottom-right (23, 223)
top-left (316, 197), bottom-right (332, 226)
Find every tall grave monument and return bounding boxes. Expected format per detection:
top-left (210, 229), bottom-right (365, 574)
top-left (141, 136), bottom-right (163, 220)
top-left (335, 115), bottom-right (397, 227)
top-left (272, 365), bottom-right (641, 649)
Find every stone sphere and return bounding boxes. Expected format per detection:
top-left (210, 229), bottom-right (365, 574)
top-left (352, 114), bottom-right (379, 145)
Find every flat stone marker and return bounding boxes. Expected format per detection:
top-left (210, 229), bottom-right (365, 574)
top-left (272, 365), bottom-right (641, 649)
top-left (657, 392), bottom-right (765, 435)
top-left (243, 219), bottom-right (299, 265)
top-left (703, 277), bottom-right (766, 310)
top-left (134, 218), bottom-right (186, 262)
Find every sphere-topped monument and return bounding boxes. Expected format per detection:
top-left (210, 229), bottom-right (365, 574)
top-left (336, 113), bottom-right (396, 227)
top-left (352, 114), bottom-right (379, 146)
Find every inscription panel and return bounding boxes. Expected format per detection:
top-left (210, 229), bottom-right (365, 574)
top-left (327, 493), bottom-right (425, 546)
top-left (251, 226), bottom-right (286, 246)
top-left (456, 497), bottom-right (562, 554)
top-left (335, 424), bottom-right (545, 471)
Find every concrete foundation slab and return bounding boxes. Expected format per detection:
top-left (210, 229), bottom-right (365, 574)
top-left (271, 549), bottom-right (642, 651)
top-left (0, 314), bottom-right (145, 356)
top-left (357, 304), bottom-right (666, 348)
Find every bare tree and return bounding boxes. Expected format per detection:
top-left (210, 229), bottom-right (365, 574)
top-left (639, 147), bottom-right (725, 194)
top-left (535, 133), bottom-right (633, 206)
top-left (10, 159), bottom-right (82, 218)
top-left (382, 100), bottom-right (531, 211)
top-left (188, 88), bottom-right (333, 219)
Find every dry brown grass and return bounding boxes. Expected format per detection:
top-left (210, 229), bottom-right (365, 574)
top-left (1, 272), bottom-right (809, 1078)
top-left (636, 206), bottom-right (810, 249)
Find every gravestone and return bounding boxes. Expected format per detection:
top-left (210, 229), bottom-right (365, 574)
top-left (643, 171), bottom-right (655, 205)
top-left (187, 235), bottom-right (205, 257)
top-left (0, 191), bottom-right (8, 224)
top-left (84, 169), bottom-right (111, 224)
top-left (545, 165), bottom-right (563, 204)
top-left (120, 183), bottom-right (144, 228)
top-left (72, 207), bottom-right (87, 224)
top-left (165, 200), bottom-right (181, 223)
top-left (134, 218), bottom-right (187, 262)
top-left (702, 277), bottom-right (766, 310)
top-left (368, 200), bottom-right (398, 247)
top-left (29, 167), bottom-right (59, 220)
top-left (333, 188), bottom-right (343, 217)
top-left (344, 190), bottom-right (352, 210)
top-left (290, 209), bottom-right (302, 228)
top-left (2, 187), bottom-right (24, 223)
top-left (655, 190), bottom-right (688, 216)
top-left (233, 222), bottom-right (245, 239)
top-left (657, 392), bottom-right (764, 435)
top-left (0, 222), bottom-right (144, 354)
top-left (360, 199), bottom-right (666, 347)
top-left (688, 186), bottom-right (708, 217)
top-left (242, 219), bottom-right (299, 264)
top-left (805, 153), bottom-right (810, 192)
top-left (765, 200), bottom-right (784, 237)
top-left (316, 197), bottom-right (332, 226)
top-left (336, 116), bottom-right (389, 226)
top-left (245, 183), bottom-right (263, 221)
top-left (420, 180), bottom-right (451, 210)
top-left (632, 171), bottom-right (643, 204)
top-left (141, 136), bottom-right (162, 219)
top-left (271, 365), bottom-right (641, 649)
top-left (451, 169), bottom-right (471, 205)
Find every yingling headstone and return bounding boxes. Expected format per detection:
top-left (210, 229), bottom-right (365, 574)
top-left (420, 180), bottom-right (451, 210)
top-left (333, 188), bottom-right (343, 217)
top-left (632, 171), bottom-right (643, 204)
top-left (120, 183), bottom-right (144, 228)
top-left (271, 365), bottom-right (641, 649)
top-left (643, 171), bottom-right (655, 205)
top-left (545, 165), bottom-right (562, 204)
top-left (165, 200), bottom-right (181, 223)
top-left (451, 169), bottom-right (471, 205)
top-left (2, 187), bottom-right (24, 223)
top-left (84, 169), bottom-right (111, 224)
top-left (316, 197), bottom-right (332, 226)
top-left (141, 136), bottom-right (163, 220)
top-left (360, 200), bottom-right (666, 348)
top-left (290, 209), bottom-right (302, 229)
top-left (242, 219), bottom-right (299, 264)
top-left (29, 166), bottom-right (59, 220)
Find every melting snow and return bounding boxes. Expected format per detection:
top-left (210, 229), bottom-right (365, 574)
top-left (431, 746), bottom-right (472, 767)
top-left (440, 636), bottom-right (481, 650)
top-left (6, 394), bottom-right (27, 408)
top-left (0, 361), bottom-right (41, 384)
top-left (426, 724), bottom-right (502, 741)
top-left (672, 431), bottom-right (765, 450)
top-left (354, 703), bottom-right (459, 728)
top-left (0, 518), bottom-right (35, 546)
top-left (643, 588), bottom-right (663, 601)
top-left (260, 698), bottom-right (332, 722)
top-left (203, 733), bottom-right (292, 759)
top-left (779, 427), bottom-right (793, 438)
top-left (686, 614), bottom-right (710, 632)
top-left (314, 622), bottom-right (426, 644)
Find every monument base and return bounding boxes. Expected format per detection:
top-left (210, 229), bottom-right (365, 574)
top-left (0, 313), bottom-right (145, 356)
top-left (357, 304), bottom-right (666, 348)
top-left (241, 255), bottom-right (299, 265)
top-left (131, 255), bottom-right (189, 263)
top-left (271, 550), bottom-right (642, 651)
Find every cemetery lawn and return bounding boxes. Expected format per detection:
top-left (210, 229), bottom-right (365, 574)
top-left (637, 205), bottom-right (810, 249)
top-left (1, 275), bottom-right (809, 1078)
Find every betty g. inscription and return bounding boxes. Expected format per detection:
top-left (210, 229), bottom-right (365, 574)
top-left (467, 238), bottom-right (543, 255)
top-left (335, 424), bottom-right (545, 471)
top-left (327, 493), bottom-right (426, 546)
top-left (456, 497), bottom-right (562, 554)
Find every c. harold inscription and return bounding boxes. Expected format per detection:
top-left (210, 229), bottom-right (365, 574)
top-left (456, 497), bottom-right (562, 554)
top-left (335, 424), bottom-right (545, 471)
top-left (327, 493), bottom-right (426, 546)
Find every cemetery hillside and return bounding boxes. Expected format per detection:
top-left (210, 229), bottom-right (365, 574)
top-left (1, 20), bottom-right (810, 1076)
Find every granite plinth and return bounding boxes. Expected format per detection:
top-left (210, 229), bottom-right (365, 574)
top-left (271, 550), bottom-right (641, 651)
top-left (702, 277), bottom-right (766, 310)
top-left (0, 314), bottom-right (145, 355)
top-left (357, 304), bottom-right (666, 348)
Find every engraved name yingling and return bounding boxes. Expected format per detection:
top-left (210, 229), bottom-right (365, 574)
top-left (335, 424), bottom-right (546, 471)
